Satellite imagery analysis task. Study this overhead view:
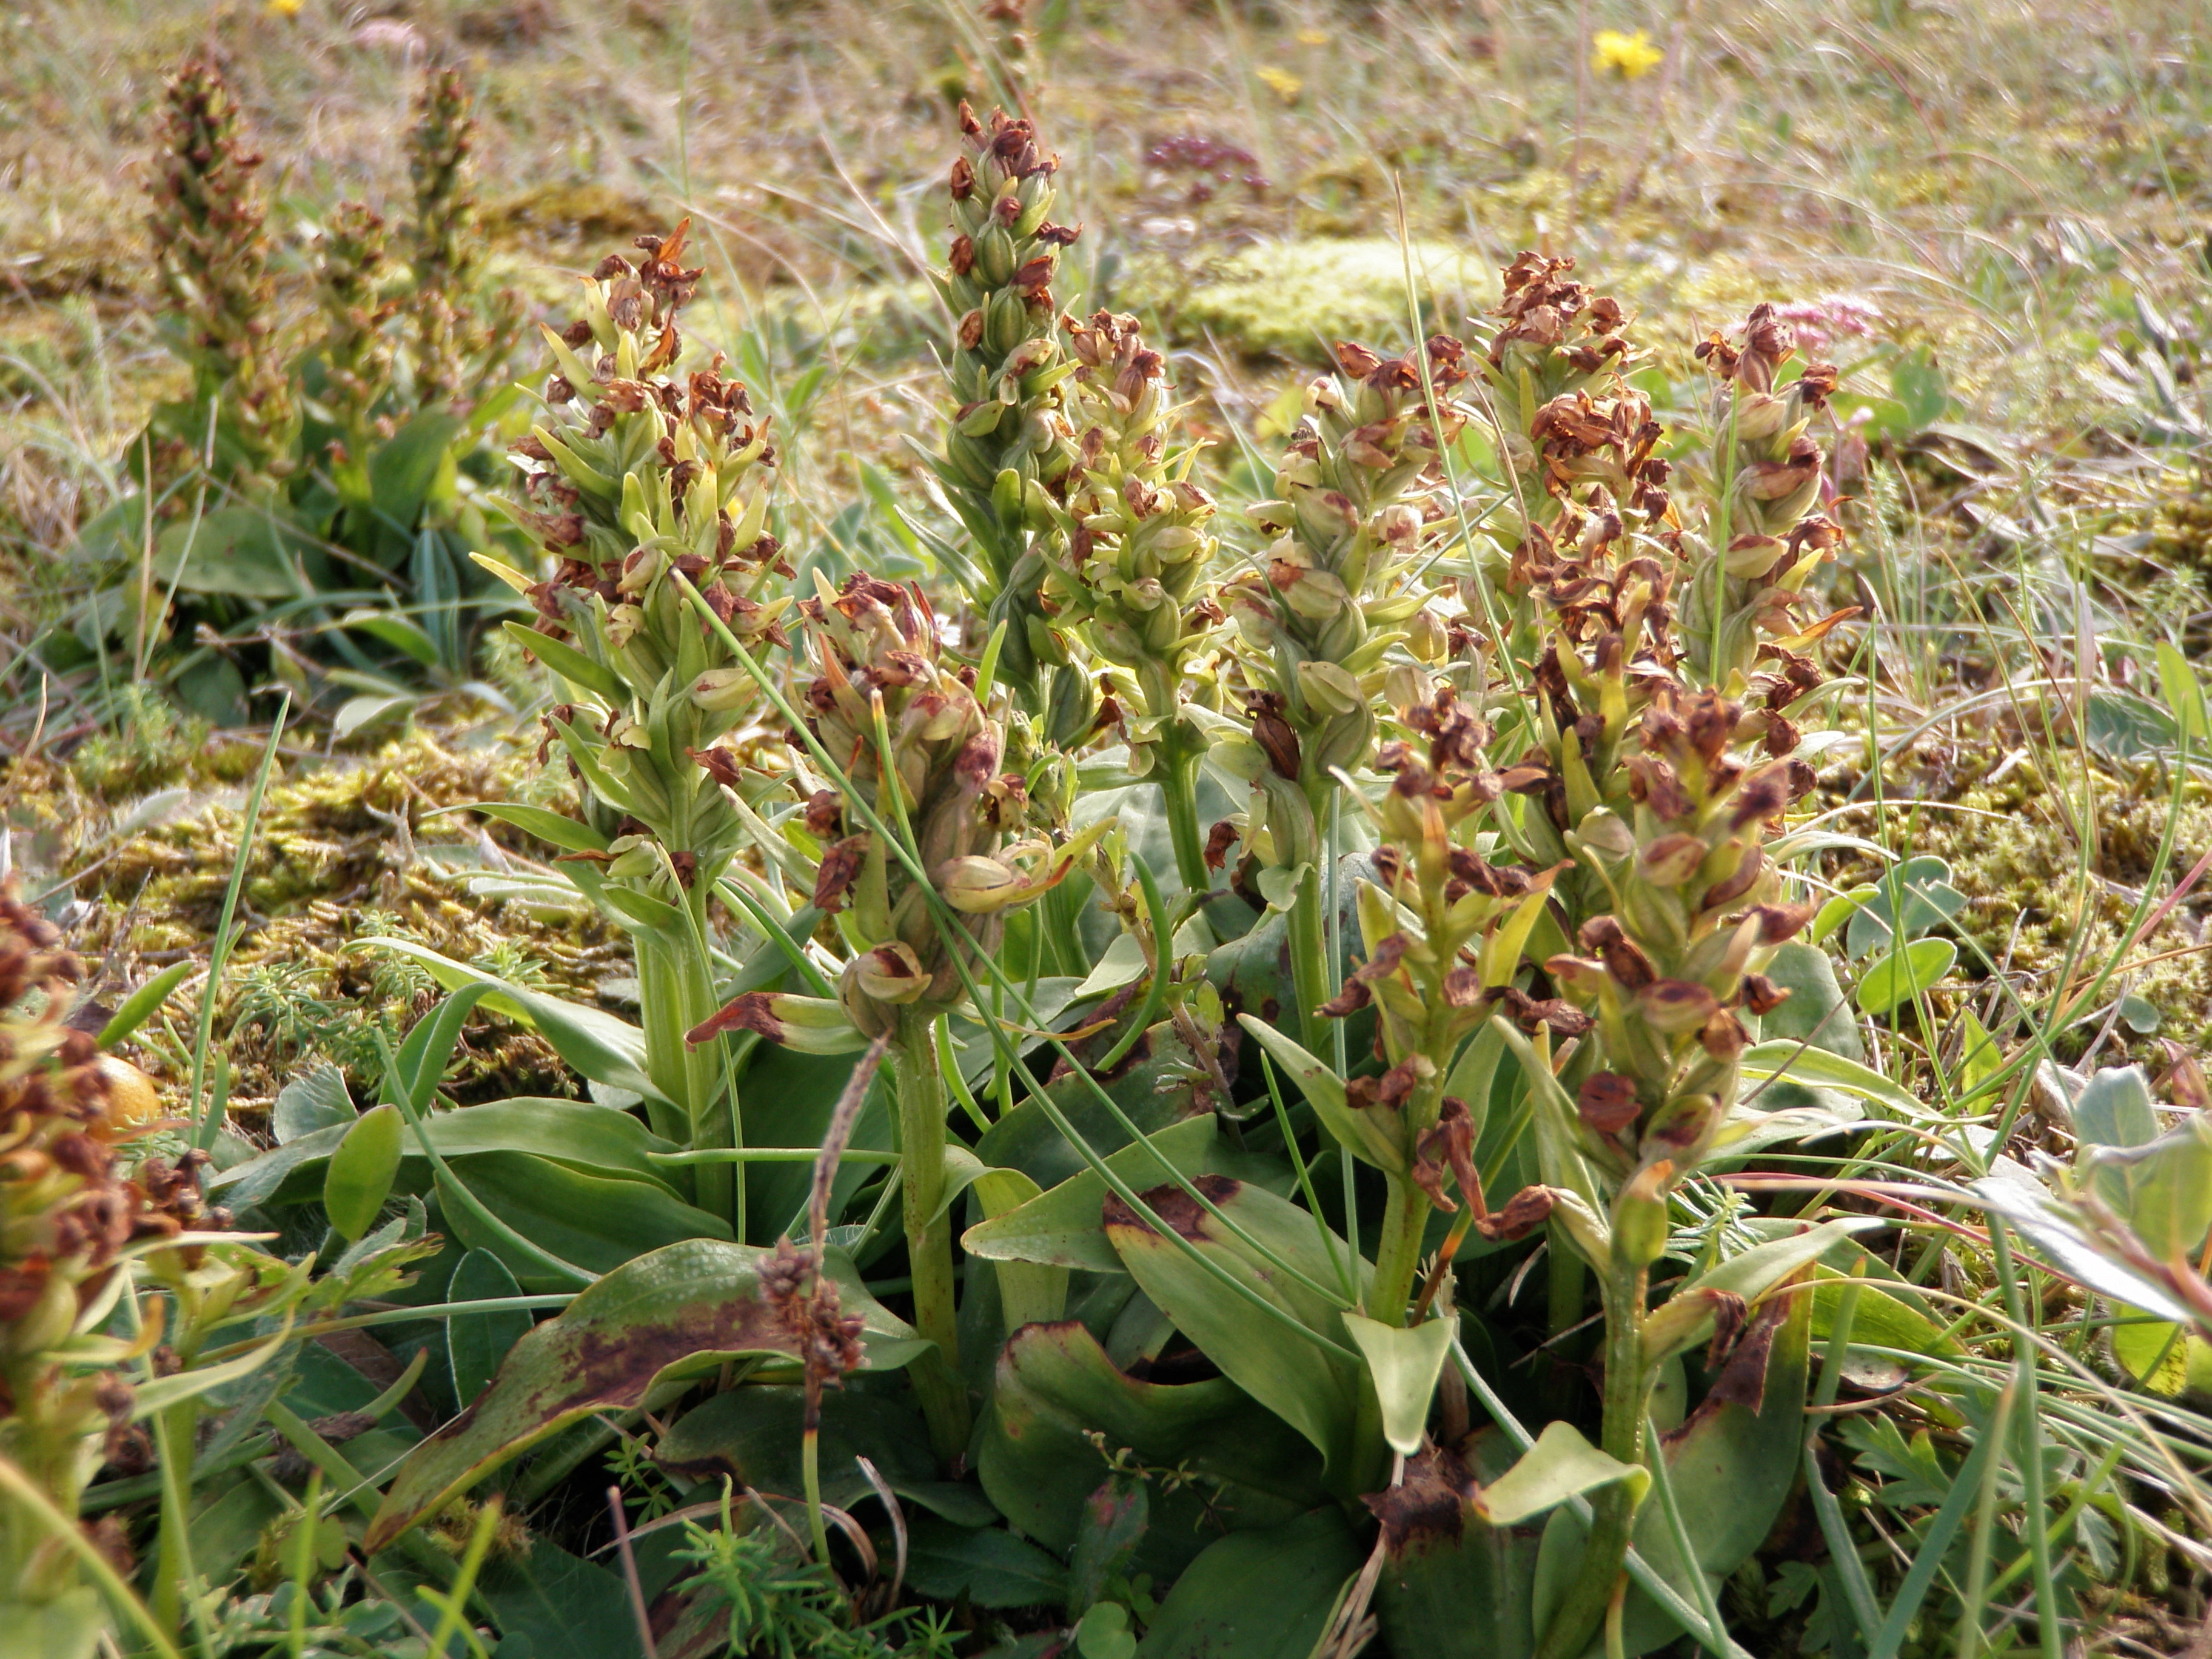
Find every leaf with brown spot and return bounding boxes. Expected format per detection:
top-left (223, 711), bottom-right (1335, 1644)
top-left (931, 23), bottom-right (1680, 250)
top-left (363, 1239), bottom-right (923, 1552)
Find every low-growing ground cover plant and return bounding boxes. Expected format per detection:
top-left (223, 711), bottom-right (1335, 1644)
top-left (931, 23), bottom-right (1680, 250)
top-left (4, 4), bottom-right (2212, 1658)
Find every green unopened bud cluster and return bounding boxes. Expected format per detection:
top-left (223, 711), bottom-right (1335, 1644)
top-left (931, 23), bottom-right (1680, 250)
top-left (1046, 310), bottom-right (1221, 776)
top-left (1216, 337), bottom-right (1469, 874)
top-left (932, 102), bottom-right (1085, 703)
top-left (147, 56), bottom-right (295, 487)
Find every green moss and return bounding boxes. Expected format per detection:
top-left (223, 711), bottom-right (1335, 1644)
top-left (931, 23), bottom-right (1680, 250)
top-left (1142, 238), bottom-right (1495, 361)
top-left (1837, 750), bottom-right (2212, 1056)
top-left (56, 729), bottom-right (618, 1116)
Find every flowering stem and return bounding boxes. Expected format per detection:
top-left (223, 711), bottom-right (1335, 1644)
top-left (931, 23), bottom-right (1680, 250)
top-left (1537, 1256), bottom-right (1651, 1659)
top-left (1368, 1179), bottom-right (1430, 1328)
top-left (1136, 663), bottom-right (1212, 896)
top-left (1156, 739), bottom-right (1211, 898)
top-left (894, 1010), bottom-right (971, 1470)
top-left (1287, 860), bottom-right (1333, 1059)
top-left (634, 906), bottom-right (732, 1224)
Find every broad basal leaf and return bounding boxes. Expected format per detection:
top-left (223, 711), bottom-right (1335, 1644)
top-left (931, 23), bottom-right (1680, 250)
top-left (1102, 1177), bottom-right (1376, 1492)
top-left (1134, 1507), bottom-right (1362, 1659)
top-left (977, 1321), bottom-right (1326, 1584)
top-left (364, 1239), bottom-right (925, 1550)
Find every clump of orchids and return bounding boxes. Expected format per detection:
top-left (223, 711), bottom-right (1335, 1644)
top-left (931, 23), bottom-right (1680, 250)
top-left (688, 572), bottom-right (1104, 1467)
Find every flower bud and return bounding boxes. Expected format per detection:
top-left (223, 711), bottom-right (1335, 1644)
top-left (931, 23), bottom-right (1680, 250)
top-left (937, 855), bottom-right (1027, 913)
top-left (851, 941), bottom-right (930, 1005)
top-left (1613, 1162), bottom-right (1674, 1266)
top-left (1296, 659), bottom-right (1366, 719)
top-left (691, 668), bottom-right (754, 710)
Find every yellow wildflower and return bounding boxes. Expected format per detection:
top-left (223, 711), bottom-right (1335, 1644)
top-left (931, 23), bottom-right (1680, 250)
top-left (1256, 65), bottom-right (1304, 103)
top-left (1295, 28), bottom-right (1330, 47)
top-left (1590, 28), bottom-right (1664, 80)
top-left (267, 0), bottom-right (303, 13)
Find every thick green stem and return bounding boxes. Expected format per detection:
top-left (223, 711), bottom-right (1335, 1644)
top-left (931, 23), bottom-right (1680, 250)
top-left (1287, 860), bottom-right (1333, 1058)
top-left (1537, 1260), bottom-right (1651, 1659)
top-left (1369, 1179), bottom-right (1430, 1327)
top-left (1156, 742), bottom-right (1211, 899)
top-left (634, 909), bottom-right (733, 1224)
top-left (1141, 669), bottom-right (1212, 897)
top-left (895, 1013), bottom-right (972, 1470)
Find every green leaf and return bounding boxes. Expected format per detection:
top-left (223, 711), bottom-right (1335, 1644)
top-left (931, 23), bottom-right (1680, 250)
top-left (431, 1150), bottom-right (732, 1290)
top-left (1889, 344), bottom-right (1949, 431)
top-left (962, 1118), bottom-right (1221, 1274)
top-left (1070, 1475), bottom-right (1148, 1617)
top-left (1342, 1313), bottom-right (1458, 1457)
top-left (2085, 1113), bottom-right (2212, 1261)
top-left (2073, 1064), bottom-right (2160, 1151)
top-left (1811, 889), bottom-right (1868, 948)
top-left (475, 1541), bottom-right (644, 1659)
top-left (356, 940), bottom-right (660, 1099)
top-left (1481, 1421), bottom-right (1648, 1527)
top-left (213, 1097), bottom-right (680, 1210)
top-left (1235, 1014), bottom-right (1406, 1174)
top-left (1810, 1274), bottom-right (1958, 1358)
top-left (1955, 1009), bottom-right (2003, 1100)
top-left (272, 1064), bottom-right (355, 1144)
top-left (1844, 856), bottom-right (1965, 960)
top-left (1740, 1042), bottom-right (1929, 1122)
top-left (729, 1044), bottom-right (893, 1248)
top-left (465, 801), bottom-right (611, 856)
top-left (2157, 640), bottom-right (2211, 742)
top-left (152, 506), bottom-right (312, 599)
top-left (0, 1591), bottom-right (106, 1659)
top-left (364, 1239), bottom-right (923, 1550)
top-left (1752, 942), bottom-right (1863, 1062)
top-left (1852, 938), bottom-right (1956, 1016)
top-left (904, 1519), bottom-right (1068, 1609)
top-left (334, 693), bottom-right (413, 740)
top-left (1134, 1508), bottom-right (1362, 1659)
top-left (96, 962), bottom-right (196, 1051)
top-left (324, 1104), bottom-right (403, 1241)
top-left (1691, 1218), bottom-right (1882, 1307)
top-left (447, 1249), bottom-right (532, 1408)
top-left (1974, 1158), bottom-right (2206, 1327)
top-left (1077, 1602), bottom-right (1138, 1659)
top-left (975, 1018), bottom-right (1221, 1193)
top-left (365, 411), bottom-right (466, 543)
top-left (1103, 1178), bottom-right (1373, 1489)
top-left (341, 608), bottom-right (442, 668)
top-left (1373, 1434), bottom-right (1541, 1659)
top-left (2111, 1318), bottom-right (2212, 1398)
top-left (969, 1164), bottom-right (1067, 1328)
top-left (504, 622), bottom-right (627, 703)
